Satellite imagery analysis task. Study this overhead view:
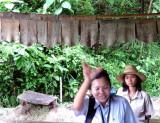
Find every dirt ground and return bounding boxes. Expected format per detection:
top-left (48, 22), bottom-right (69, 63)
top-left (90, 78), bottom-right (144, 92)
top-left (0, 97), bottom-right (160, 122)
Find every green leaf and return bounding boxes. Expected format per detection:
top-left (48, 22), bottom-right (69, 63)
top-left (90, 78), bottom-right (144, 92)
top-left (43, 0), bottom-right (55, 10)
top-left (61, 1), bottom-right (71, 9)
top-left (120, 0), bottom-right (126, 7)
top-left (60, 0), bottom-right (64, 3)
top-left (54, 7), bottom-right (63, 15)
top-left (44, 64), bottom-right (52, 68)
top-left (54, 76), bottom-right (60, 81)
top-left (15, 48), bottom-right (27, 56)
top-left (108, 0), bottom-right (115, 5)
top-left (47, 56), bottom-right (57, 64)
top-left (13, 9), bottom-right (20, 12)
top-left (4, 3), bottom-right (14, 10)
top-left (13, 0), bottom-right (24, 3)
top-left (3, 76), bottom-right (10, 80)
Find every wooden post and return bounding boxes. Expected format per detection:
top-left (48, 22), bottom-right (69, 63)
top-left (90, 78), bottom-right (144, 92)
top-left (60, 77), bottom-right (63, 103)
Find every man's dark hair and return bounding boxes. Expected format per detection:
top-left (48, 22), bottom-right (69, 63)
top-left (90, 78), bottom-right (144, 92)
top-left (92, 69), bottom-right (111, 87)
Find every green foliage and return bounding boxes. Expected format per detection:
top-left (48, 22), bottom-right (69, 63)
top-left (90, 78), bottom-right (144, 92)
top-left (152, 0), bottom-right (160, 13)
top-left (104, 0), bottom-right (141, 14)
top-left (69, 0), bottom-right (95, 15)
top-left (42, 0), bottom-right (73, 15)
top-left (0, 0), bottom-right (156, 15)
top-left (0, 40), bottom-right (160, 107)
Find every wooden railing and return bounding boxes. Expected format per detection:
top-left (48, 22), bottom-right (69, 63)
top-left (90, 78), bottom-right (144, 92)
top-left (0, 12), bottom-right (160, 47)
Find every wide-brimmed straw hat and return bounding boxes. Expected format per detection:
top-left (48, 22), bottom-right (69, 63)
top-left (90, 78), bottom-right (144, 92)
top-left (116, 65), bottom-right (146, 83)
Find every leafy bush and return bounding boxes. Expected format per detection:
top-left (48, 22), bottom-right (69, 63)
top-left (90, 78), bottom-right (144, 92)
top-left (0, 40), bottom-right (160, 107)
top-left (0, 0), bottom-right (155, 15)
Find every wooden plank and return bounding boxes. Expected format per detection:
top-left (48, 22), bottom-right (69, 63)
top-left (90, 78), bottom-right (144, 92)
top-left (157, 20), bottom-right (160, 35)
top-left (72, 20), bottom-right (79, 45)
top-left (19, 14), bottom-right (31, 45)
top-left (99, 20), bottom-right (117, 47)
top-left (34, 14), bottom-right (48, 46)
top-left (20, 19), bottom-right (37, 46)
top-left (60, 17), bottom-right (79, 46)
top-left (90, 21), bottom-right (98, 47)
top-left (37, 20), bottom-right (47, 46)
top-left (80, 20), bottom-right (90, 46)
top-left (1, 18), bottom-right (19, 42)
top-left (2, 12), bottom-right (20, 19)
top-left (0, 12), bottom-right (3, 18)
top-left (28, 20), bottom-right (37, 45)
top-left (0, 12), bottom-right (3, 41)
top-left (20, 14), bottom-right (47, 46)
top-left (56, 13), bottom-right (160, 20)
top-left (20, 19), bottom-right (29, 45)
top-left (136, 19), bottom-right (157, 42)
top-left (117, 19), bottom-right (136, 43)
top-left (1, 12), bottom-right (160, 20)
top-left (17, 90), bottom-right (57, 105)
top-left (0, 12), bottom-right (160, 47)
top-left (1, 13), bottom-right (20, 42)
top-left (47, 16), bottom-right (61, 47)
top-left (80, 20), bottom-right (98, 47)
top-left (0, 13), bottom-right (3, 41)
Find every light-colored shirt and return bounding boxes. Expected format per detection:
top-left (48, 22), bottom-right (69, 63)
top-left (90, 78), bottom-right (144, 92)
top-left (74, 95), bottom-right (138, 123)
top-left (117, 87), bottom-right (154, 123)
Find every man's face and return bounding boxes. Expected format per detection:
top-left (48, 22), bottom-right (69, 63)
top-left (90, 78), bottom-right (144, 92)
top-left (91, 77), bottom-right (111, 106)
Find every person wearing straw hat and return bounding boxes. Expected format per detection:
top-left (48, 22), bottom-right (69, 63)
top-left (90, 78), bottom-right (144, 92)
top-left (116, 65), bottom-right (154, 123)
top-left (73, 63), bottom-right (138, 123)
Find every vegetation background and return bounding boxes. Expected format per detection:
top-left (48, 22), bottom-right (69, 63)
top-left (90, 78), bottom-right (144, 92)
top-left (0, 0), bottom-right (160, 15)
top-left (0, 0), bottom-right (160, 107)
top-left (0, 41), bottom-right (160, 107)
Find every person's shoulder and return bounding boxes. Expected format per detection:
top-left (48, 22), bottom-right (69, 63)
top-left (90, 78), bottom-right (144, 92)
top-left (117, 87), bottom-right (125, 95)
top-left (117, 87), bottom-right (123, 92)
top-left (139, 90), bottom-right (152, 102)
top-left (140, 90), bottom-right (151, 98)
top-left (111, 95), bottom-right (131, 109)
top-left (111, 94), bottom-right (128, 103)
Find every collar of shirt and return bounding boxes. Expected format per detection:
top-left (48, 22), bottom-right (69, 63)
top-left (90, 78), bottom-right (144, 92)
top-left (94, 98), bottom-right (110, 109)
top-left (124, 90), bottom-right (143, 100)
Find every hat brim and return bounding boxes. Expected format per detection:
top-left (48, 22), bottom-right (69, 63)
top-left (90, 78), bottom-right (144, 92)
top-left (116, 72), bottom-right (146, 83)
